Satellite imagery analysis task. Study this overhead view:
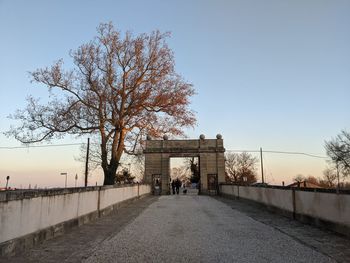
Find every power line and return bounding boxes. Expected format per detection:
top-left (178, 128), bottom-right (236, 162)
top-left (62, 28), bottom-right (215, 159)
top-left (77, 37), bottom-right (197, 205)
top-left (226, 149), bottom-right (327, 159)
top-left (0, 143), bottom-right (83, 149)
top-left (264, 150), bottom-right (327, 159)
top-left (0, 142), bottom-right (328, 159)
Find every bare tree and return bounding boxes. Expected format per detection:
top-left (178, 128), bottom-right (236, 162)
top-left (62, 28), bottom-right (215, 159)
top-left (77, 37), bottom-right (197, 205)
top-left (6, 23), bottom-right (196, 185)
top-left (186, 157), bottom-right (200, 183)
top-left (321, 167), bottom-right (337, 188)
top-left (75, 139), bottom-right (145, 182)
top-left (305, 176), bottom-right (319, 185)
top-left (225, 153), bottom-right (238, 182)
top-left (75, 140), bottom-right (102, 173)
top-left (293, 174), bottom-right (305, 183)
top-left (225, 152), bottom-right (258, 184)
top-left (132, 154), bottom-right (145, 183)
top-left (293, 175), bottom-right (323, 188)
top-left (325, 130), bottom-right (350, 178)
top-left (171, 166), bottom-right (190, 183)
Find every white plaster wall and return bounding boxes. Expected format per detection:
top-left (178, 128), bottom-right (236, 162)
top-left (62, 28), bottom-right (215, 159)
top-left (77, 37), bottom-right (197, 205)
top-left (221, 184), bottom-right (239, 196)
top-left (220, 184), bottom-right (350, 227)
top-left (239, 187), bottom-right (293, 212)
top-left (238, 186), bottom-right (260, 202)
top-left (0, 191), bottom-right (100, 243)
top-left (0, 185), bottom-right (150, 244)
top-left (295, 191), bottom-right (350, 226)
top-left (139, 184), bottom-right (151, 196)
top-left (77, 190), bottom-right (99, 217)
top-left (265, 188), bottom-right (293, 212)
top-left (220, 185), bottom-right (295, 213)
top-left (99, 186), bottom-right (137, 210)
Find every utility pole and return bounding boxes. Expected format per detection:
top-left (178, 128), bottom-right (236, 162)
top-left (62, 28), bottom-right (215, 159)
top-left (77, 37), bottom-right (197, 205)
top-left (260, 147), bottom-right (264, 184)
top-left (336, 160), bottom-right (340, 194)
top-left (84, 138), bottom-right (90, 187)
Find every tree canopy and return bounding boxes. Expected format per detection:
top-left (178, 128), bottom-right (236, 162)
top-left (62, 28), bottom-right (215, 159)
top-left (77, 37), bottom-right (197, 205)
top-left (225, 152), bottom-right (258, 184)
top-left (325, 130), bottom-right (350, 179)
top-left (7, 23), bottom-right (196, 185)
top-left (189, 157), bottom-right (200, 184)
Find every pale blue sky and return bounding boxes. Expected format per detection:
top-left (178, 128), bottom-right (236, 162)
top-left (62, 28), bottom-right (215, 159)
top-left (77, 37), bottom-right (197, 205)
top-left (0, 0), bottom-right (349, 187)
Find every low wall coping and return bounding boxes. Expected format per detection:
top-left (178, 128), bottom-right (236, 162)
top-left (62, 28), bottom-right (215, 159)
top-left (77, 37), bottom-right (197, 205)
top-left (219, 183), bottom-right (350, 195)
top-left (0, 184), bottom-right (149, 202)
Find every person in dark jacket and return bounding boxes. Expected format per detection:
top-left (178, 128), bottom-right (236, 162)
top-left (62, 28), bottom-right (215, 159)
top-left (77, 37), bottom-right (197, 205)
top-left (175, 178), bottom-right (181, 194)
top-left (171, 180), bottom-right (176, 195)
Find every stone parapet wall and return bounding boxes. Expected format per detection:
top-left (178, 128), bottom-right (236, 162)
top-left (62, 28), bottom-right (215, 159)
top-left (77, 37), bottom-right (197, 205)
top-left (0, 184), bottom-right (151, 256)
top-left (220, 184), bottom-right (350, 237)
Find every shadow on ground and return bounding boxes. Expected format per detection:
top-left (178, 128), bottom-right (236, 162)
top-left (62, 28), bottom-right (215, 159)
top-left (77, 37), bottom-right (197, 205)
top-left (215, 196), bottom-right (350, 263)
top-left (0, 196), bottom-right (159, 263)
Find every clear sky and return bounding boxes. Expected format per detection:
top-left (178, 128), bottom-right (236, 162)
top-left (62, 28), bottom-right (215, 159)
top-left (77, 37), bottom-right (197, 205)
top-left (0, 0), bottom-right (349, 188)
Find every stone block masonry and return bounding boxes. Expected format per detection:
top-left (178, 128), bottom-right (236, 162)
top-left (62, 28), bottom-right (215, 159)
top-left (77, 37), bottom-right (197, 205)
top-left (144, 135), bottom-right (225, 195)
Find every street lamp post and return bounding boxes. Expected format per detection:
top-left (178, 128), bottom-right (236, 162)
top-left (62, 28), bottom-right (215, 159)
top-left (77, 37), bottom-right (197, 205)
top-left (75, 174), bottom-right (78, 187)
top-left (61, 173), bottom-right (68, 188)
top-left (5, 176), bottom-right (10, 189)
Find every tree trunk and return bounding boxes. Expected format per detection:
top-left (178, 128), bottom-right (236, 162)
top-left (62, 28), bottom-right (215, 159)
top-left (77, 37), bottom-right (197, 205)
top-left (103, 166), bottom-right (117, 185)
top-left (103, 154), bottom-right (121, 185)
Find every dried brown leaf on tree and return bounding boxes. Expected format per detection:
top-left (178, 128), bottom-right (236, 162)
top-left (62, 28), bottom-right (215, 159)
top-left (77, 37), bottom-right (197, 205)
top-left (6, 22), bottom-right (196, 185)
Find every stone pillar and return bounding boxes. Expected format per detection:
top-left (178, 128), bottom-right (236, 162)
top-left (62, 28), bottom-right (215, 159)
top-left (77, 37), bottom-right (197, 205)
top-left (217, 151), bottom-right (225, 184)
top-left (199, 153), bottom-right (208, 193)
top-left (144, 153), bottom-right (162, 184)
top-left (161, 153), bottom-right (170, 195)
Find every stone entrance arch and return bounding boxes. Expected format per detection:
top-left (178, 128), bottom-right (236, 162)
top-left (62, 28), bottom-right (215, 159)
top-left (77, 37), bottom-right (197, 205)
top-left (143, 134), bottom-right (225, 195)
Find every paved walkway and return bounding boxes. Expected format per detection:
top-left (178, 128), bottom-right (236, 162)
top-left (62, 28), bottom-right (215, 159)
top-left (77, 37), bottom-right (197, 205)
top-left (2, 194), bottom-right (350, 263)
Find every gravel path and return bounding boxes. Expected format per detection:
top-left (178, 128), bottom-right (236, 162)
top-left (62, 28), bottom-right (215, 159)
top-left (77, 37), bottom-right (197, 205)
top-left (1, 196), bottom-right (159, 263)
top-left (84, 194), bottom-right (334, 263)
top-left (217, 196), bottom-right (350, 263)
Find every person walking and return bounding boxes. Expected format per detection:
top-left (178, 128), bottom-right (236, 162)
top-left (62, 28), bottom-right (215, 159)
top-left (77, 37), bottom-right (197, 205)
top-left (171, 179), bottom-right (176, 195)
top-left (175, 178), bottom-right (181, 194)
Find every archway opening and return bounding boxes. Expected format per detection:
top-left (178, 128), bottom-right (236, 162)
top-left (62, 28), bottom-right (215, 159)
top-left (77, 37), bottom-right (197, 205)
top-left (169, 157), bottom-right (200, 195)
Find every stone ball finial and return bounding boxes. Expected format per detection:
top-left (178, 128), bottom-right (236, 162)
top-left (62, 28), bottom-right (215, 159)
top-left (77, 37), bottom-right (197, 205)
top-left (146, 135), bottom-right (152, 140)
top-left (163, 135), bottom-right (168, 140)
top-left (216, 134), bottom-right (222, 139)
top-left (199, 134), bottom-right (205, 140)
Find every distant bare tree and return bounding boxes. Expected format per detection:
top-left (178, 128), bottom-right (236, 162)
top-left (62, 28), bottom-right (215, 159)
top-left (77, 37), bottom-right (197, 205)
top-left (6, 22), bottom-right (196, 185)
top-left (293, 174), bottom-right (305, 183)
top-left (325, 130), bottom-right (350, 178)
top-left (75, 140), bottom-right (102, 173)
top-left (321, 167), bottom-right (337, 188)
top-left (130, 154), bottom-right (145, 183)
top-left (225, 152), bottom-right (238, 182)
top-left (293, 174), bottom-right (324, 187)
top-left (171, 166), bottom-right (190, 183)
top-left (188, 157), bottom-right (200, 183)
top-left (225, 152), bottom-right (258, 184)
top-left (305, 176), bottom-right (319, 185)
